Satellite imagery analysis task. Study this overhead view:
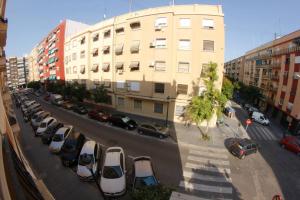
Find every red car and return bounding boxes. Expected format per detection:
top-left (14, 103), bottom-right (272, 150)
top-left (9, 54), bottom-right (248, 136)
top-left (280, 136), bottom-right (300, 156)
top-left (88, 110), bottom-right (110, 122)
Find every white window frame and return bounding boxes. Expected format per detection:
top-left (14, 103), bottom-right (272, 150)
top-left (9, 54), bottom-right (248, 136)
top-left (155, 17), bottom-right (167, 27)
top-left (179, 18), bottom-right (191, 28)
top-left (130, 82), bottom-right (140, 91)
top-left (179, 39), bottom-right (191, 50)
top-left (116, 80), bottom-right (125, 89)
top-left (295, 56), bottom-right (300, 64)
top-left (178, 62), bottom-right (190, 73)
top-left (202, 19), bottom-right (215, 29)
top-left (155, 38), bottom-right (166, 48)
top-left (155, 61), bottom-right (166, 71)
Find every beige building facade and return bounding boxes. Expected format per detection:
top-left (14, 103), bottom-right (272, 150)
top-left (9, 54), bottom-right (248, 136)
top-left (224, 56), bottom-right (245, 82)
top-left (64, 4), bottom-right (225, 124)
top-left (226, 29), bottom-right (300, 133)
top-left (28, 45), bottom-right (40, 82)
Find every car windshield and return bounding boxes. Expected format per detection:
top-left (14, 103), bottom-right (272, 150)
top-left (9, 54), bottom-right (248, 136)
top-left (62, 142), bottom-right (76, 153)
top-left (102, 166), bottom-right (123, 179)
top-left (122, 116), bottom-right (130, 123)
top-left (40, 122), bottom-right (47, 128)
top-left (78, 154), bottom-right (94, 166)
top-left (52, 134), bottom-right (64, 142)
top-left (135, 176), bottom-right (158, 188)
top-left (32, 113), bottom-right (41, 119)
top-left (36, 117), bottom-right (43, 122)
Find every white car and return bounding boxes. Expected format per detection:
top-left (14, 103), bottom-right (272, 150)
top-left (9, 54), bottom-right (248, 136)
top-left (100, 147), bottom-right (126, 197)
top-left (31, 112), bottom-right (51, 129)
top-left (31, 111), bottom-right (44, 124)
top-left (251, 111), bottom-right (270, 126)
top-left (36, 117), bottom-right (57, 136)
top-left (49, 126), bottom-right (73, 153)
top-left (77, 140), bottom-right (101, 180)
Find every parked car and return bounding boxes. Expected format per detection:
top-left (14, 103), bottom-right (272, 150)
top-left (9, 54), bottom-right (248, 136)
top-left (31, 112), bottom-right (51, 130)
top-left (50, 94), bottom-right (64, 106)
top-left (31, 111), bottom-right (44, 124)
top-left (21, 100), bottom-right (36, 113)
top-left (229, 138), bottom-right (259, 159)
top-left (62, 101), bottom-right (75, 110)
top-left (36, 117), bottom-right (57, 136)
top-left (60, 133), bottom-right (86, 167)
top-left (23, 104), bottom-right (42, 122)
top-left (41, 122), bottom-right (64, 145)
top-left (49, 126), bottom-right (73, 153)
top-left (34, 91), bottom-right (42, 97)
top-left (108, 114), bottom-right (137, 130)
top-left (77, 140), bottom-right (101, 181)
top-left (248, 106), bottom-right (259, 115)
top-left (72, 105), bottom-right (88, 115)
top-left (88, 109), bottom-right (110, 122)
top-left (137, 124), bottom-right (169, 139)
top-left (251, 111), bottom-right (270, 126)
top-left (132, 156), bottom-right (159, 190)
top-left (100, 147), bottom-right (126, 197)
top-left (44, 94), bottom-right (50, 101)
top-left (280, 136), bottom-right (300, 156)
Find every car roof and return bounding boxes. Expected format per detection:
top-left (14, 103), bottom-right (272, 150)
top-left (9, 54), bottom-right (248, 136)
top-left (56, 127), bottom-right (69, 135)
top-left (134, 158), bottom-right (153, 177)
top-left (81, 140), bottom-right (96, 154)
top-left (104, 152), bottom-right (121, 166)
top-left (42, 117), bottom-right (55, 123)
top-left (238, 138), bottom-right (254, 146)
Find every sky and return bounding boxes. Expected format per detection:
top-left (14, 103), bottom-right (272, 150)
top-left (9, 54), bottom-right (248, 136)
top-left (5, 0), bottom-right (300, 61)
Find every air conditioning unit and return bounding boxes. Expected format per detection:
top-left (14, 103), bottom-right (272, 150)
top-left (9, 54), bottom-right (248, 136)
top-left (149, 61), bottom-right (155, 67)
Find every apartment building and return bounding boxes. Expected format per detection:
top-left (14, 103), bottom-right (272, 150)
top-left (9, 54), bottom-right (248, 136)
top-left (64, 4), bottom-right (225, 124)
top-left (5, 56), bottom-right (28, 89)
top-left (224, 56), bottom-right (245, 82)
top-left (35, 20), bottom-right (89, 82)
top-left (28, 45), bottom-right (40, 82)
top-left (227, 30), bottom-right (300, 133)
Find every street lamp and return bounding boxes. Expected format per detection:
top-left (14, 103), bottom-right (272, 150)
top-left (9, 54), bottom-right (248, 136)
top-left (165, 96), bottom-right (170, 127)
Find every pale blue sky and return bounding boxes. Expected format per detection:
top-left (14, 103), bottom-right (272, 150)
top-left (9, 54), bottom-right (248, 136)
top-left (5, 0), bottom-right (300, 61)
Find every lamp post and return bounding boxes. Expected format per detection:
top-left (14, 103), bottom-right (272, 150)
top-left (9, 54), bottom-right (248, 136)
top-left (165, 96), bottom-right (170, 127)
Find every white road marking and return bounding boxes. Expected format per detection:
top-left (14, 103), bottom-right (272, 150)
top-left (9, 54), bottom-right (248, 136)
top-left (263, 127), bottom-right (278, 140)
top-left (189, 150), bottom-right (228, 160)
top-left (179, 181), bottom-right (232, 194)
top-left (260, 127), bottom-right (274, 140)
top-left (179, 142), bottom-right (227, 153)
top-left (183, 171), bottom-right (232, 183)
top-left (170, 191), bottom-right (232, 200)
top-left (187, 156), bottom-right (230, 166)
top-left (185, 162), bottom-right (231, 174)
top-left (128, 155), bottom-right (135, 159)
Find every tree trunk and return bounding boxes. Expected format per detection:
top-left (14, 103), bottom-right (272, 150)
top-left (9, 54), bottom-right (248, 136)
top-left (205, 120), bottom-right (209, 133)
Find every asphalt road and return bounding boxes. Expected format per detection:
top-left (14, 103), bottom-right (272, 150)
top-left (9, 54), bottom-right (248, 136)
top-left (15, 96), bottom-right (187, 200)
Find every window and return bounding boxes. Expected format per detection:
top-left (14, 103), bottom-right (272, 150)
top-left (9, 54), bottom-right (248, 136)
top-left (134, 99), bottom-right (142, 110)
top-left (202, 19), bottom-right (214, 29)
top-left (129, 61), bottom-right (139, 71)
top-left (72, 40), bottom-right (77, 47)
top-left (203, 40), bottom-right (214, 52)
top-left (177, 84), bottom-right (188, 95)
top-left (103, 46), bottom-right (110, 54)
top-left (92, 48), bottom-right (98, 57)
top-left (154, 83), bottom-right (164, 93)
top-left (80, 65), bottom-right (85, 74)
top-left (92, 64), bottom-right (98, 72)
top-left (103, 80), bottom-right (111, 88)
top-left (72, 53), bottom-right (77, 61)
top-left (175, 105), bottom-right (185, 116)
top-left (115, 44), bottom-right (123, 55)
top-left (156, 38), bottom-right (166, 48)
top-left (179, 18), bottom-right (191, 28)
top-left (104, 30), bottom-right (111, 38)
top-left (154, 102), bottom-right (163, 114)
top-left (179, 39), bottom-right (191, 50)
top-left (155, 61), bottom-right (166, 71)
top-left (115, 62), bottom-right (124, 70)
top-left (102, 63), bottom-right (110, 72)
top-left (93, 33), bottom-right (99, 42)
top-left (73, 66), bottom-right (77, 74)
top-left (155, 17), bottom-right (167, 27)
top-left (130, 22), bottom-right (141, 30)
top-left (130, 82), bottom-right (140, 91)
top-left (117, 97), bottom-right (125, 107)
top-left (130, 41), bottom-right (140, 53)
top-left (116, 81), bottom-right (125, 89)
top-left (80, 51), bottom-right (85, 59)
top-left (178, 62), bottom-right (189, 73)
top-left (80, 37), bottom-right (85, 45)
top-left (116, 27), bottom-right (124, 34)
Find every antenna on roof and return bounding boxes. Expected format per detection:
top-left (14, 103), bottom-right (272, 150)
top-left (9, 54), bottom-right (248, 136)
top-left (129, 0), bottom-right (132, 12)
top-left (103, 7), bottom-right (107, 19)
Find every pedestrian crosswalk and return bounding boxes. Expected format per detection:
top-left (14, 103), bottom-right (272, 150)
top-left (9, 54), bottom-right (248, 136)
top-left (170, 145), bottom-right (233, 200)
top-left (247, 125), bottom-right (280, 141)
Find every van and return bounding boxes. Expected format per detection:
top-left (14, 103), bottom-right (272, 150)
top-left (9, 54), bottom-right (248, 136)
top-left (251, 111), bottom-right (270, 126)
top-left (50, 94), bottom-right (64, 106)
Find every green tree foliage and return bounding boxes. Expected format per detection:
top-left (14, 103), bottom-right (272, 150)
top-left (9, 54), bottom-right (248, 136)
top-left (222, 77), bottom-right (234, 99)
top-left (27, 81), bottom-right (41, 90)
top-left (90, 84), bottom-right (110, 104)
top-left (130, 185), bottom-right (173, 200)
top-left (187, 62), bottom-right (227, 134)
top-left (71, 82), bottom-right (89, 102)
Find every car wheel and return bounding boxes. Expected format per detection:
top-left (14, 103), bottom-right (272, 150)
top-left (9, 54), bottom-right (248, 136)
top-left (281, 144), bottom-right (285, 149)
top-left (240, 154), bottom-right (245, 159)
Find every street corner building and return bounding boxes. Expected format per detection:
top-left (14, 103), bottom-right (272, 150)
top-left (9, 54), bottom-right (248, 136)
top-left (30, 4), bottom-right (225, 124)
top-left (225, 29), bottom-right (300, 134)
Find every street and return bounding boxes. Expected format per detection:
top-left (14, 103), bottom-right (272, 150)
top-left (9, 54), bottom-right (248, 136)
top-left (14, 96), bottom-right (300, 200)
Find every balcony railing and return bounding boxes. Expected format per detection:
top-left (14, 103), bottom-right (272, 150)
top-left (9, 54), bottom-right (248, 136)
top-left (271, 75), bottom-right (279, 81)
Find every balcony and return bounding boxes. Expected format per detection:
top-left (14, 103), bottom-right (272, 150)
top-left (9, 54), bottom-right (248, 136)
top-left (254, 73), bottom-right (260, 78)
top-left (262, 74), bottom-right (270, 79)
top-left (271, 75), bottom-right (279, 81)
top-left (271, 62), bottom-right (281, 69)
top-left (0, 56), bottom-right (6, 72)
top-left (0, 17), bottom-right (7, 47)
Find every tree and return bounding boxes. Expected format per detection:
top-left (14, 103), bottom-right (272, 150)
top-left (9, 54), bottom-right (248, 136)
top-left (222, 77), bottom-right (234, 99)
top-left (71, 82), bottom-right (89, 102)
top-left (187, 62), bottom-right (227, 136)
top-left (91, 85), bottom-right (110, 104)
top-left (130, 185), bottom-right (173, 200)
top-left (27, 81), bottom-right (41, 90)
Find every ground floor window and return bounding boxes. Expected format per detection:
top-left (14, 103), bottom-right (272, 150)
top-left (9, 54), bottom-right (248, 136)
top-left (154, 102), bottom-right (163, 114)
top-left (134, 99), bottom-right (142, 110)
top-left (117, 97), bottom-right (125, 107)
top-left (175, 105), bottom-right (185, 116)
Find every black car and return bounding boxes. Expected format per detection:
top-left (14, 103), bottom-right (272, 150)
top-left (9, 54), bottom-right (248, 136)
top-left (229, 138), bottom-right (258, 159)
top-left (108, 114), bottom-right (137, 130)
top-left (72, 105), bottom-right (88, 115)
top-left (60, 133), bottom-right (86, 167)
top-left (137, 124), bottom-right (169, 139)
top-left (41, 122), bottom-right (64, 145)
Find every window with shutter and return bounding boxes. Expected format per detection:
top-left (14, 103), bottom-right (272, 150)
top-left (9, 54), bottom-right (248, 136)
top-left (203, 40), bottom-right (214, 52)
top-left (178, 62), bottom-right (189, 73)
top-left (177, 84), bottom-right (188, 95)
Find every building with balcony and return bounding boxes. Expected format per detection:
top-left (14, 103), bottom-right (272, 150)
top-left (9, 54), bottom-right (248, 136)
top-left (64, 4), bottom-right (225, 124)
top-left (224, 56), bottom-right (244, 82)
top-left (28, 45), bottom-right (40, 82)
top-left (226, 29), bottom-right (300, 133)
top-left (6, 56), bottom-right (28, 89)
top-left (33, 20), bottom-right (89, 82)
